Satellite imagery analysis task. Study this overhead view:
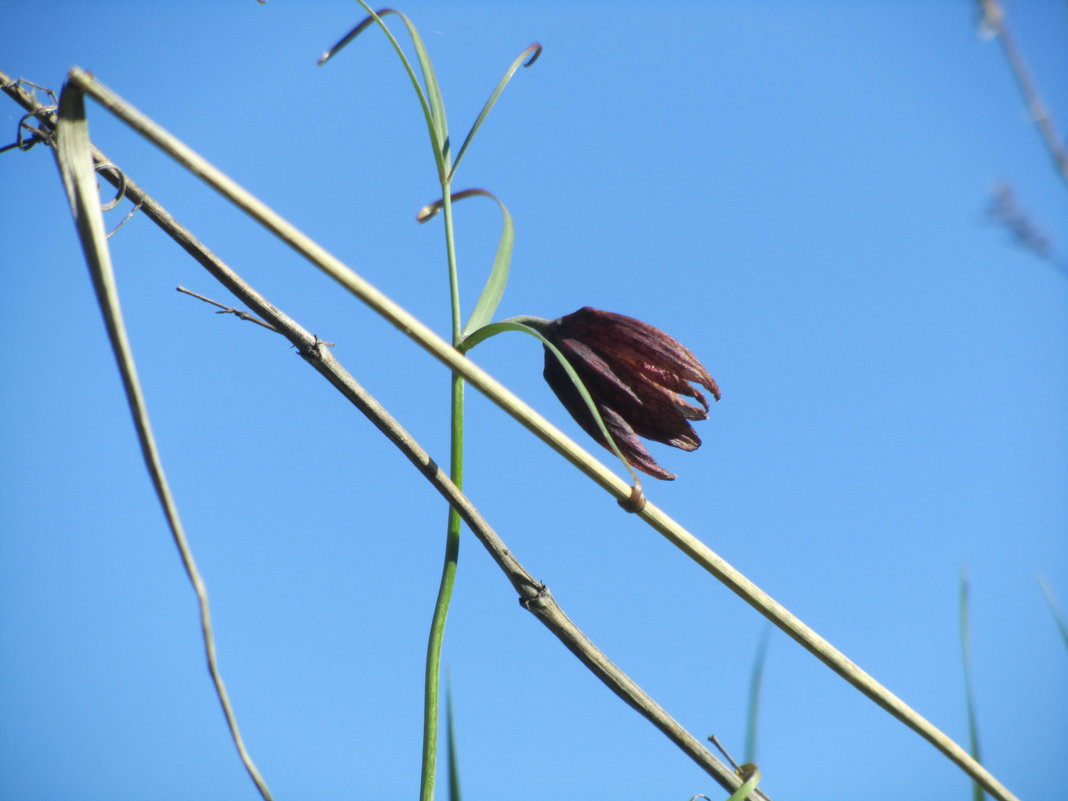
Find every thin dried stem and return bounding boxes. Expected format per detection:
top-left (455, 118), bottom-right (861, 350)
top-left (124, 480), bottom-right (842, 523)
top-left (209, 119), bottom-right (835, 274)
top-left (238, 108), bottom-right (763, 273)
top-left (979, 0), bottom-right (1068, 191)
top-left (175, 285), bottom-right (280, 331)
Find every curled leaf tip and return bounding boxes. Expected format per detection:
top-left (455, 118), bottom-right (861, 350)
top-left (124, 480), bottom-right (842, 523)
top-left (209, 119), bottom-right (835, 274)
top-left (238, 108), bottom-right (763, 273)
top-left (318, 12), bottom-right (385, 68)
top-left (416, 202), bottom-right (441, 224)
top-left (524, 44), bottom-right (543, 67)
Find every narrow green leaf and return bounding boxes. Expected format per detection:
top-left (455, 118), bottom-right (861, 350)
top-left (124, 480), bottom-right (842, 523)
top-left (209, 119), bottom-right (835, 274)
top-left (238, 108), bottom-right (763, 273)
top-left (369, 3), bottom-right (450, 167)
top-left (320, 3), bottom-right (449, 177)
top-left (459, 319), bottom-right (642, 491)
top-left (449, 43), bottom-right (542, 182)
top-left (419, 189), bottom-right (514, 338)
top-left (400, 22), bottom-right (449, 165)
top-left (465, 198), bottom-right (513, 336)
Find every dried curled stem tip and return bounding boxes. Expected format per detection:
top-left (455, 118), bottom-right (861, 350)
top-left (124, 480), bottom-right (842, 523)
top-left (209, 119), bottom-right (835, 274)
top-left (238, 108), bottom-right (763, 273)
top-left (522, 43), bottom-right (544, 67)
top-left (317, 9), bottom-right (392, 67)
top-left (415, 203), bottom-right (439, 224)
top-left (416, 188), bottom-right (494, 223)
top-left (93, 161), bottom-right (126, 210)
top-left (617, 484), bottom-right (647, 514)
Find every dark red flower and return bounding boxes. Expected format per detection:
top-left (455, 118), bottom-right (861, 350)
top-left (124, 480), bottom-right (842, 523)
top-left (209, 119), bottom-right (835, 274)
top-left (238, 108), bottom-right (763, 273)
top-left (541, 307), bottom-right (720, 480)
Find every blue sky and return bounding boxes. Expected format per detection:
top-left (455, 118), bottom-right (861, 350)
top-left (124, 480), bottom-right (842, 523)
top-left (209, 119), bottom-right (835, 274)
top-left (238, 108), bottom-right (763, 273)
top-left (2, 2), bottom-right (1065, 800)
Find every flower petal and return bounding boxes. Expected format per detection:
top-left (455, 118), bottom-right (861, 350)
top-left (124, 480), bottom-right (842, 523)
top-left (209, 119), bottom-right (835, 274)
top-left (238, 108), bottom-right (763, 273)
top-left (541, 307), bottom-right (719, 480)
top-left (542, 348), bottom-right (676, 479)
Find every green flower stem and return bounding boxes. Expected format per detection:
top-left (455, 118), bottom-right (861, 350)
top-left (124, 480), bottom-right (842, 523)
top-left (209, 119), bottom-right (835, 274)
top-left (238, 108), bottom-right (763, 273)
top-left (419, 186), bottom-right (463, 801)
top-left (443, 191), bottom-right (462, 344)
top-left (420, 373), bottom-right (464, 801)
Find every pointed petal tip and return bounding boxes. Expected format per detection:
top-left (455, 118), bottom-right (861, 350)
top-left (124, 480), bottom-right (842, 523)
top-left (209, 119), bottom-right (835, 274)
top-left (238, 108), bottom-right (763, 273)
top-left (636, 461), bottom-right (676, 480)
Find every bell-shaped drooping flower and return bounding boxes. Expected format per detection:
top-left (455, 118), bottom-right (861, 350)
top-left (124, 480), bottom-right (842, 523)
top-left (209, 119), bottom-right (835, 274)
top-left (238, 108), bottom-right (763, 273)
top-left (541, 307), bottom-right (720, 480)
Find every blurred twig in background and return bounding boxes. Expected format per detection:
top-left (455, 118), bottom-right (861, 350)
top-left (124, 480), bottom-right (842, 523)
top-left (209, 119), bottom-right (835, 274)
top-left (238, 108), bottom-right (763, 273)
top-left (977, 0), bottom-right (1068, 191)
top-left (986, 182), bottom-right (1055, 260)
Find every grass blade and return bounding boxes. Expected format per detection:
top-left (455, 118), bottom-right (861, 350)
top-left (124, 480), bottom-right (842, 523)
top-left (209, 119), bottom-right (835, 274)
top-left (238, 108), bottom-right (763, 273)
top-left (53, 78), bottom-right (274, 801)
top-left (1037, 575), bottom-right (1068, 652)
top-left (744, 626), bottom-right (772, 765)
top-left (959, 565), bottom-right (984, 801)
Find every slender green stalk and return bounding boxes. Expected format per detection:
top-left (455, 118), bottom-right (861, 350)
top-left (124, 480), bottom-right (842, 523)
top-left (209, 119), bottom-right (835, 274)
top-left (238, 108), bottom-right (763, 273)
top-left (420, 179), bottom-right (464, 801)
top-left (321, 8), bottom-right (464, 796)
top-left (420, 374), bottom-right (464, 801)
top-left (442, 191), bottom-right (462, 344)
top-left (421, 453), bottom-right (461, 801)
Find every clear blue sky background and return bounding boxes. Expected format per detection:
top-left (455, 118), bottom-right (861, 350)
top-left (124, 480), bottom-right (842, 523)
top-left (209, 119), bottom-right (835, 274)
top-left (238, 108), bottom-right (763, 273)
top-left (2, 2), bottom-right (1065, 800)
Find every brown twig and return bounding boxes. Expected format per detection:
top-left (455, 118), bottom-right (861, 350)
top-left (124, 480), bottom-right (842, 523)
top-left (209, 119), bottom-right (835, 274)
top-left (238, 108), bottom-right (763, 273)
top-left (175, 285), bottom-right (281, 332)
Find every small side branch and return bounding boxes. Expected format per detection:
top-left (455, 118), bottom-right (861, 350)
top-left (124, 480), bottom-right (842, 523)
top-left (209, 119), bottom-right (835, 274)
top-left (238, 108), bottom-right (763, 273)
top-left (176, 285), bottom-right (281, 332)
